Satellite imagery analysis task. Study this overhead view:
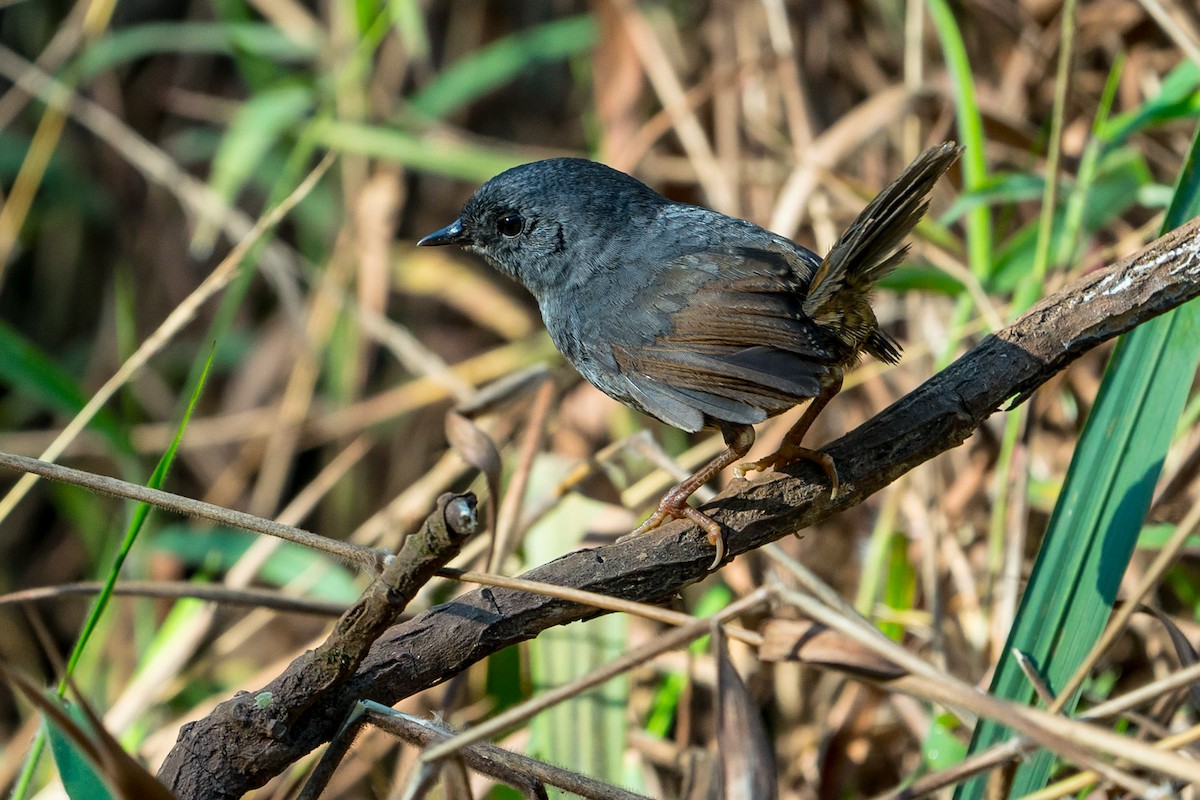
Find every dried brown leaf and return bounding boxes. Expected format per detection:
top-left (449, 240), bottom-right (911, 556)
top-left (715, 625), bottom-right (777, 800)
top-left (759, 619), bottom-right (907, 680)
top-left (444, 410), bottom-right (501, 536)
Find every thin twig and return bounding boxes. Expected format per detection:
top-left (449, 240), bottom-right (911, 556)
top-left (872, 659), bottom-right (1200, 799)
top-left (0, 451), bottom-right (383, 573)
top-left (0, 581), bottom-right (345, 616)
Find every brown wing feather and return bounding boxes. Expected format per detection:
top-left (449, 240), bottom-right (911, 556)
top-left (609, 245), bottom-right (837, 426)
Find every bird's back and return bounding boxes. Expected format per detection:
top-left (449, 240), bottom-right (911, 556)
top-left (551, 206), bottom-right (845, 432)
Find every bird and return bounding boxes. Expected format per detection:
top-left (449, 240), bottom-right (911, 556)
top-left (418, 142), bottom-right (961, 566)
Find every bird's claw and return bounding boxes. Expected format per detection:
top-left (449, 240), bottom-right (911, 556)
top-left (626, 501), bottom-right (727, 570)
top-left (734, 448), bottom-right (841, 500)
top-left (732, 457), bottom-right (774, 480)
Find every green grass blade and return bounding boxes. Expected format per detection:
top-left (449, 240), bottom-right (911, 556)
top-left (923, 711), bottom-right (968, 773)
top-left (1013, 0), bottom-right (1076, 314)
top-left (150, 524), bottom-right (360, 603)
top-left (387, 0), bottom-right (430, 60)
top-left (925, 0), bottom-right (991, 281)
top-left (0, 319), bottom-right (130, 454)
top-left (11, 346), bottom-right (216, 800)
top-left (409, 15), bottom-right (597, 120)
top-left (986, 149), bottom-right (1153, 293)
top-left (192, 83), bottom-right (314, 253)
top-left (958, 124), bottom-right (1200, 799)
top-left (75, 22), bottom-right (316, 80)
top-left (880, 533), bottom-right (917, 642)
top-left (307, 118), bottom-right (528, 180)
top-left (1060, 55), bottom-right (1125, 268)
top-left (926, 0), bottom-right (995, 372)
top-left (986, 0), bottom-right (1076, 659)
top-left (59, 344), bottom-right (217, 687)
top-left (45, 703), bottom-right (115, 800)
top-left (1097, 61), bottom-right (1200, 146)
top-left (941, 172), bottom-right (1046, 222)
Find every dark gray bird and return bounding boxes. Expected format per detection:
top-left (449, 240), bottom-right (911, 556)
top-left (419, 143), bottom-right (960, 566)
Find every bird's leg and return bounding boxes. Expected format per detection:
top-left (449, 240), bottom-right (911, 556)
top-left (733, 373), bottom-right (844, 498)
top-left (627, 423), bottom-right (755, 568)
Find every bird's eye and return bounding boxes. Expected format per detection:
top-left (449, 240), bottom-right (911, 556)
top-left (496, 213), bottom-right (524, 238)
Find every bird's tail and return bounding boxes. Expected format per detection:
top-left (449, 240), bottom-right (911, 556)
top-left (802, 142), bottom-right (962, 362)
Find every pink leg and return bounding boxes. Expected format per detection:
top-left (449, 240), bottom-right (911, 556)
top-left (733, 373), bottom-right (844, 499)
top-left (628, 423), bottom-right (755, 568)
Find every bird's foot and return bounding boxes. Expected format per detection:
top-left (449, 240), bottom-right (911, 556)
top-left (626, 499), bottom-right (727, 570)
top-left (733, 446), bottom-right (840, 500)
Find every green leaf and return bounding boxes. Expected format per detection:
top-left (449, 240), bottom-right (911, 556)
top-left (942, 172), bottom-right (1047, 224)
top-left (306, 118), bottom-right (529, 180)
top-left (0, 319), bottom-right (129, 453)
top-left (926, 0), bottom-right (991, 280)
top-left (75, 22), bottom-right (316, 80)
top-left (1098, 61), bottom-right (1200, 146)
top-left (1137, 522), bottom-right (1200, 551)
top-left (193, 83), bottom-right (314, 253)
top-left (923, 712), bottom-right (967, 771)
top-left (409, 15), bottom-right (597, 119)
top-left (209, 0), bottom-right (306, 90)
top-left (876, 264), bottom-right (964, 295)
top-left (987, 148), bottom-right (1152, 292)
top-left (387, 0), bottom-right (430, 60)
top-left (881, 534), bottom-right (916, 642)
top-left (45, 703), bottom-right (114, 800)
top-left (926, 0), bottom-right (994, 371)
top-left (149, 526), bottom-right (361, 603)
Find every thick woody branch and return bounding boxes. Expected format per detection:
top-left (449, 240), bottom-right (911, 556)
top-left (159, 218), bottom-right (1200, 799)
top-left (158, 493), bottom-right (477, 798)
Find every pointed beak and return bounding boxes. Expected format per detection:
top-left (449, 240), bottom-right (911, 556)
top-left (417, 219), bottom-right (470, 247)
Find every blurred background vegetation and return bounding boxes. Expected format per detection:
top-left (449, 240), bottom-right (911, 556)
top-left (0, 0), bottom-right (1199, 798)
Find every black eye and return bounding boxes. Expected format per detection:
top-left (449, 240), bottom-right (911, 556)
top-left (496, 213), bottom-right (524, 238)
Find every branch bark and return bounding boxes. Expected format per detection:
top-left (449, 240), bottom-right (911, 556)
top-left (159, 217), bottom-right (1200, 799)
top-left (158, 493), bottom-right (478, 798)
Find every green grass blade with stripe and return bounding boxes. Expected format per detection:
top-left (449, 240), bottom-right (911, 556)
top-left (957, 125), bottom-right (1200, 799)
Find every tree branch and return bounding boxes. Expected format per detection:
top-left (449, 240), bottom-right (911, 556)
top-left (158, 218), bottom-right (1200, 799)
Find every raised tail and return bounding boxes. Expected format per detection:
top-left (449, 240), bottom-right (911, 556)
top-left (802, 142), bottom-right (962, 362)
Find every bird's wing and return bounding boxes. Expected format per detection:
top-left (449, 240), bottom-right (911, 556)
top-left (607, 244), bottom-right (837, 430)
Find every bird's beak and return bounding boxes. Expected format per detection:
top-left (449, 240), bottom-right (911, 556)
top-left (417, 219), bottom-right (470, 247)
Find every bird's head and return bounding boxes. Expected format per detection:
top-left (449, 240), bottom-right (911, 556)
top-left (417, 158), bottom-right (667, 296)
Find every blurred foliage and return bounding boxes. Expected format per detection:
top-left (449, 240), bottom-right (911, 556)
top-left (0, 0), bottom-right (1198, 798)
